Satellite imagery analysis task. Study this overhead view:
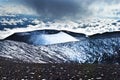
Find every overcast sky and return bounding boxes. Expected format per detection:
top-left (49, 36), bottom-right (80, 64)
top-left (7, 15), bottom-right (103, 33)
top-left (0, 0), bottom-right (120, 19)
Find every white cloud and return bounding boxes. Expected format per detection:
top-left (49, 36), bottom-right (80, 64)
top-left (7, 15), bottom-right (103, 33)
top-left (31, 19), bottom-right (41, 24)
top-left (90, 2), bottom-right (120, 18)
top-left (0, 4), bottom-right (37, 16)
top-left (0, 18), bottom-right (120, 40)
top-left (0, 18), bottom-right (24, 25)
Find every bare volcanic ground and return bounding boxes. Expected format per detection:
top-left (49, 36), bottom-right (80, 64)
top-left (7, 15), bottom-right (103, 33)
top-left (0, 58), bottom-right (120, 80)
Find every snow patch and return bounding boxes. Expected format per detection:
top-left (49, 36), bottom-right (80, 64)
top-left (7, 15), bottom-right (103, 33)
top-left (0, 55), bottom-right (13, 59)
top-left (30, 32), bottom-right (79, 45)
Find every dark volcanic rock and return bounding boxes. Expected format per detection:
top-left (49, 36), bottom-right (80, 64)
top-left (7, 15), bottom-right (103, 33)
top-left (0, 59), bottom-right (120, 80)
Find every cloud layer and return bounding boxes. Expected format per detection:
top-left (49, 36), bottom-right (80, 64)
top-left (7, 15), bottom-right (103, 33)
top-left (19, 0), bottom-right (120, 19)
top-left (18, 0), bottom-right (94, 19)
top-left (1, 0), bottom-right (120, 19)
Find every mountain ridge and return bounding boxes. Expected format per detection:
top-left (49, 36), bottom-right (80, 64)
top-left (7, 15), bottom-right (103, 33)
top-left (1, 30), bottom-right (120, 63)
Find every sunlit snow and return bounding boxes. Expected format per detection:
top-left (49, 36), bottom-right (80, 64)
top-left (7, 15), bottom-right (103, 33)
top-left (30, 32), bottom-right (78, 45)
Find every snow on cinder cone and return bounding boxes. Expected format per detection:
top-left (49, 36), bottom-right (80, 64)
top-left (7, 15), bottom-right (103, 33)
top-left (30, 32), bottom-right (79, 45)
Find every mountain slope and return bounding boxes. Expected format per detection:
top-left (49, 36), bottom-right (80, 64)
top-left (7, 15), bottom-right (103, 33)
top-left (4, 30), bottom-right (80, 45)
top-left (0, 40), bottom-right (74, 63)
top-left (0, 30), bottom-right (120, 63)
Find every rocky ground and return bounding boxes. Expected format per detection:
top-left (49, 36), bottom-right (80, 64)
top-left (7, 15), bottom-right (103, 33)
top-left (0, 58), bottom-right (120, 80)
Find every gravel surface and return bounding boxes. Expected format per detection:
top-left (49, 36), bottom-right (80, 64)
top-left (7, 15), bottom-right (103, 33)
top-left (0, 59), bottom-right (120, 80)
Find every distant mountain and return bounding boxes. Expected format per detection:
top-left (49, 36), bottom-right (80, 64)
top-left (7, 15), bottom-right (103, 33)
top-left (89, 31), bottom-right (120, 39)
top-left (1, 30), bottom-right (120, 64)
top-left (4, 29), bottom-right (85, 45)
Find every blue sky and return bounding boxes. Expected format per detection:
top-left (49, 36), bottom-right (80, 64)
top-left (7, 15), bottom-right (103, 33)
top-left (0, 0), bottom-right (12, 3)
